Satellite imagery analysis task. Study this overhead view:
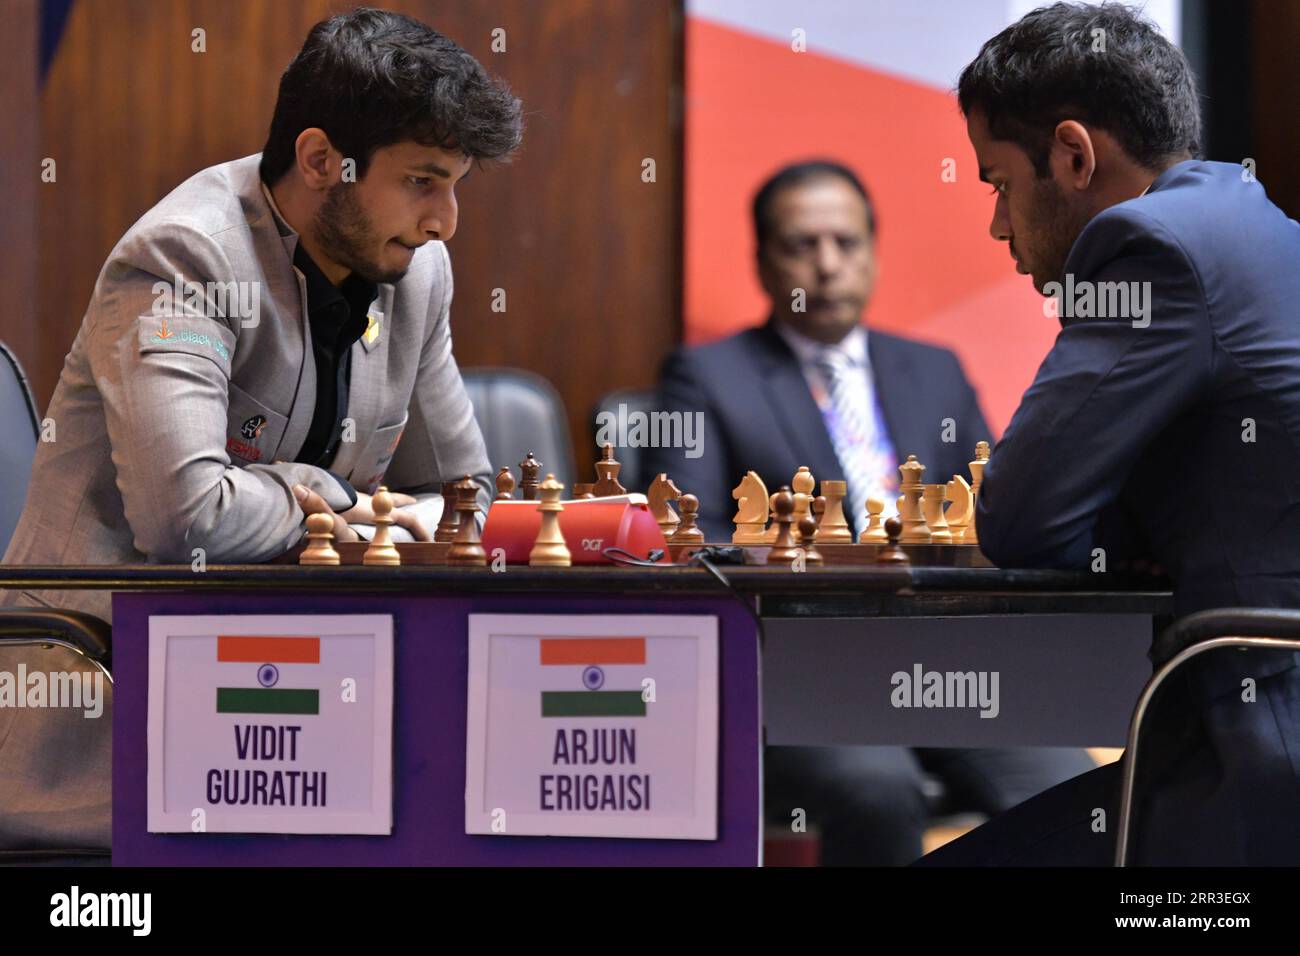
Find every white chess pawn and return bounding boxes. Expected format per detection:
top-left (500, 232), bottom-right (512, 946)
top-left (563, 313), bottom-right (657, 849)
top-left (860, 496), bottom-right (889, 543)
top-left (299, 512), bottom-right (340, 566)
top-left (363, 486), bottom-right (401, 566)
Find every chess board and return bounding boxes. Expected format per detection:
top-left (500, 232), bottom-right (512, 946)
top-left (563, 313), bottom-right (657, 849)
top-left (278, 442), bottom-right (996, 569)
top-left (272, 539), bottom-right (992, 568)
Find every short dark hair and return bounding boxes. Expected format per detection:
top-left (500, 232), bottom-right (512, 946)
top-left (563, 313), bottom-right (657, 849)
top-left (260, 7), bottom-right (523, 184)
top-left (752, 160), bottom-right (877, 250)
top-left (957, 2), bottom-right (1200, 176)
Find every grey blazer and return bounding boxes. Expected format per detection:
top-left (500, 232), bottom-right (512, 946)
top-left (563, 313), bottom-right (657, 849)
top-left (1, 153), bottom-right (492, 625)
top-left (0, 154), bottom-right (493, 851)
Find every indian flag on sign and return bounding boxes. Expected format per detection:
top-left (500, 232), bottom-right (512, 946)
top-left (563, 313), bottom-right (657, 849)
top-left (216, 635), bottom-right (320, 716)
top-left (539, 637), bottom-right (646, 718)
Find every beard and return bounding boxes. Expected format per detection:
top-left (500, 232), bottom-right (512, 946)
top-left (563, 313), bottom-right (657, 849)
top-left (313, 182), bottom-right (408, 285)
top-left (1024, 176), bottom-right (1090, 295)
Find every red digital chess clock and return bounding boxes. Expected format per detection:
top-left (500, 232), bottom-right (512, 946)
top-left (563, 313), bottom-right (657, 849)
top-left (481, 495), bottom-right (667, 564)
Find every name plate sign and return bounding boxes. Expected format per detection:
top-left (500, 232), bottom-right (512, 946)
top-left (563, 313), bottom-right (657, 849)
top-left (147, 614), bottom-right (394, 834)
top-left (466, 614), bottom-right (719, 840)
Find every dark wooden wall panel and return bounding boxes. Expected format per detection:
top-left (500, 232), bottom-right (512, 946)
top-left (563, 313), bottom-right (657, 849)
top-left (0, 0), bottom-right (38, 382)
top-left (406, 0), bottom-right (683, 478)
top-left (34, 0), bottom-right (339, 409)
top-left (27, 0), bottom-right (681, 479)
top-left (1251, 0), bottom-right (1300, 221)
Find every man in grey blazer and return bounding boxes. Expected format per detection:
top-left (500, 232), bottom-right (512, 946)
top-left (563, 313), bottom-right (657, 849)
top-left (0, 8), bottom-right (521, 851)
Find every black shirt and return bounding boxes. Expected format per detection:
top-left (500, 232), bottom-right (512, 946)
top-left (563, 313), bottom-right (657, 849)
top-left (291, 243), bottom-right (378, 469)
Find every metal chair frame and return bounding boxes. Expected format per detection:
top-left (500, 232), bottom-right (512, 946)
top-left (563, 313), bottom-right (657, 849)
top-left (1115, 608), bottom-right (1300, 866)
top-left (0, 609), bottom-right (113, 683)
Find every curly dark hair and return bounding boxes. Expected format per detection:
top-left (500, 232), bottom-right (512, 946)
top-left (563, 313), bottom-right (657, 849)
top-left (957, 2), bottom-right (1200, 176)
top-left (260, 7), bottom-right (523, 184)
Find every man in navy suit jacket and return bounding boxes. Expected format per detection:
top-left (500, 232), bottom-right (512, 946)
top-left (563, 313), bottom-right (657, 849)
top-left (655, 321), bottom-right (988, 541)
top-left (647, 160), bottom-right (1093, 865)
top-left (921, 2), bottom-right (1300, 865)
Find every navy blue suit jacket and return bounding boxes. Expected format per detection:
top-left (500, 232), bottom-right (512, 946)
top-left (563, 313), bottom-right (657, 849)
top-left (977, 160), bottom-right (1300, 622)
top-left (647, 319), bottom-right (991, 540)
top-left (962, 164), bottom-right (1300, 865)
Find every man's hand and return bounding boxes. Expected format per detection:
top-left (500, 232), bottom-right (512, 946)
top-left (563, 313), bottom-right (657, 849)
top-left (293, 484), bottom-right (359, 542)
top-left (292, 485), bottom-right (431, 542)
top-left (340, 491), bottom-right (432, 541)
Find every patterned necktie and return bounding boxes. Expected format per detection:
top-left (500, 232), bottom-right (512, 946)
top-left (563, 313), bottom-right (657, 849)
top-left (813, 349), bottom-right (897, 529)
